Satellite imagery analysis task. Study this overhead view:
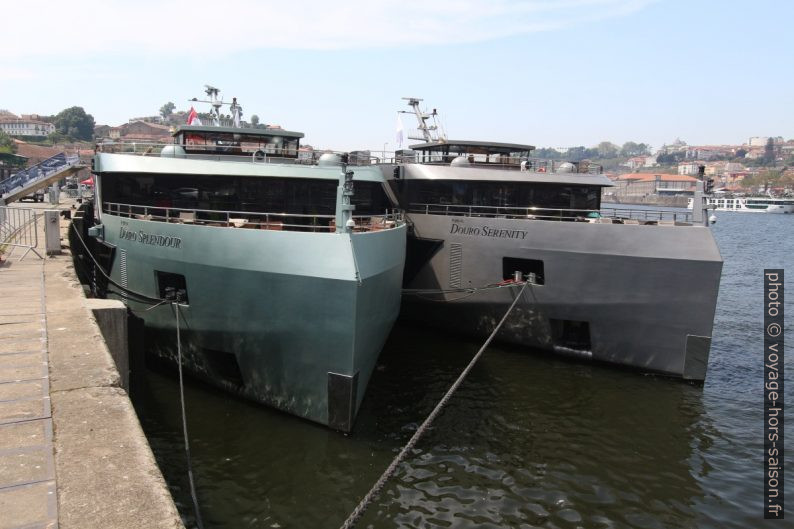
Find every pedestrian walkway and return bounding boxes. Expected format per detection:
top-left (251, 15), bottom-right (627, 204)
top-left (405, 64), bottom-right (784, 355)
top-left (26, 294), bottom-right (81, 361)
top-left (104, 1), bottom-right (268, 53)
top-left (0, 203), bottom-right (183, 529)
top-left (0, 251), bottom-right (58, 528)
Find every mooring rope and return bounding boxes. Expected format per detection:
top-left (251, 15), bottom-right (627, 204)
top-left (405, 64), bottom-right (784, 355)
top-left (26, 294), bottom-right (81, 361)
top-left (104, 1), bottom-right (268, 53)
top-left (338, 279), bottom-right (530, 529)
top-left (72, 221), bottom-right (205, 527)
top-left (174, 301), bottom-right (205, 529)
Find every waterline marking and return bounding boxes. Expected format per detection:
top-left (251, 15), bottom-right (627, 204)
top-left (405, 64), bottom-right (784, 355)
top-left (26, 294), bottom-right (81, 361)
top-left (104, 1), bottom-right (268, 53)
top-left (764, 269), bottom-right (784, 519)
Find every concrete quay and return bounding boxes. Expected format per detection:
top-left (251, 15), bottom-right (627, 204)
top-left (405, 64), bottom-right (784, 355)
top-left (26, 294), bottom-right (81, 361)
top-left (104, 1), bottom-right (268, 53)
top-left (0, 201), bottom-right (184, 529)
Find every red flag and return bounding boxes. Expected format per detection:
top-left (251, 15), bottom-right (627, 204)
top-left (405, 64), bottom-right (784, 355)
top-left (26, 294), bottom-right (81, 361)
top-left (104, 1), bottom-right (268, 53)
top-left (187, 107), bottom-right (202, 125)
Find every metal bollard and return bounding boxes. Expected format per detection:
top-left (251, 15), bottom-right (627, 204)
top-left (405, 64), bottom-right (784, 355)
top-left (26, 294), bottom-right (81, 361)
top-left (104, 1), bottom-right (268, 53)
top-left (44, 210), bottom-right (61, 255)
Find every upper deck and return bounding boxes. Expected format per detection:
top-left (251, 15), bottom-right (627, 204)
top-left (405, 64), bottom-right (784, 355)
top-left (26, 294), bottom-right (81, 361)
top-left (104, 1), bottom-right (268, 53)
top-left (174, 124), bottom-right (304, 158)
top-left (390, 140), bottom-right (606, 181)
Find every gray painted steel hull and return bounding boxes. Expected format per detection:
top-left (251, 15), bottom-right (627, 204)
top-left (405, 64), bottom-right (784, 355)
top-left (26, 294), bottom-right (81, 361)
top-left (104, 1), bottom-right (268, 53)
top-left (403, 213), bottom-right (722, 380)
top-left (100, 213), bottom-right (406, 429)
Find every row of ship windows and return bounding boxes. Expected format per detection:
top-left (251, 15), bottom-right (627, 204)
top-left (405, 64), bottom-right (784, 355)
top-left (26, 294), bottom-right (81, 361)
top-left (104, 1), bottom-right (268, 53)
top-left (100, 172), bottom-right (392, 216)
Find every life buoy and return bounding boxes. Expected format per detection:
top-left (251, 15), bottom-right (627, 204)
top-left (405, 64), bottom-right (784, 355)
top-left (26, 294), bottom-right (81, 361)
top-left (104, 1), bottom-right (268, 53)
top-left (253, 150), bottom-right (266, 162)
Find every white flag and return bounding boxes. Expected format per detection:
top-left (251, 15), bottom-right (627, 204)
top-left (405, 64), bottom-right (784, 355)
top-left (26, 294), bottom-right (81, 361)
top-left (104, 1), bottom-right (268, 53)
top-left (396, 114), bottom-right (404, 147)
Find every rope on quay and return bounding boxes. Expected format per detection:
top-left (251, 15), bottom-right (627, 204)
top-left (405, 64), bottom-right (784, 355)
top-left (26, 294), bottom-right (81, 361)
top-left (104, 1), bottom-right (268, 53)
top-left (338, 279), bottom-right (531, 529)
top-left (69, 222), bottom-right (164, 303)
top-left (174, 298), bottom-right (205, 529)
top-left (69, 222), bottom-right (206, 528)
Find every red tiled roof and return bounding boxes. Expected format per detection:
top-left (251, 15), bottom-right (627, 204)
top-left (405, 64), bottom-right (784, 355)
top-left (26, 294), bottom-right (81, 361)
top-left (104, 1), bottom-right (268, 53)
top-left (0, 117), bottom-right (52, 126)
top-left (616, 173), bottom-right (697, 182)
top-left (13, 140), bottom-right (60, 160)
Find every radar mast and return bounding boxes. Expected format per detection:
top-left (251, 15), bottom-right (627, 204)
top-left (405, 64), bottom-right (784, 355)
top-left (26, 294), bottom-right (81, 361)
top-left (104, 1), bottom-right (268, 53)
top-left (189, 85), bottom-right (244, 127)
top-left (399, 97), bottom-right (446, 143)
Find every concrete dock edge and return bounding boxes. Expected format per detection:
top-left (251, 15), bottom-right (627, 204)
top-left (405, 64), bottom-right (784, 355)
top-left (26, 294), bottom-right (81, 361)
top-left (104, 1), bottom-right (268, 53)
top-left (47, 213), bottom-right (185, 528)
top-left (0, 203), bottom-right (185, 529)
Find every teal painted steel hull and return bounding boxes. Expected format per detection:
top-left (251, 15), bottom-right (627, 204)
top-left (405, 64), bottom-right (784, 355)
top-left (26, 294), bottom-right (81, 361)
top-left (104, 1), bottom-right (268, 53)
top-left (100, 213), bottom-right (406, 429)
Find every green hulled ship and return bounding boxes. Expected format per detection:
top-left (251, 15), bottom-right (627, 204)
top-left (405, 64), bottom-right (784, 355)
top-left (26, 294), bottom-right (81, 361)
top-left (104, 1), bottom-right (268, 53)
top-left (88, 87), bottom-right (406, 431)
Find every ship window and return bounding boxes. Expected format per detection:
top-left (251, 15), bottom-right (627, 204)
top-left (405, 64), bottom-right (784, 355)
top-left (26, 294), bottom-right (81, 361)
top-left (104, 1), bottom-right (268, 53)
top-left (155, 271), bottom-right (189, 304)
top-left (550, 319), bottom-right (591, 351)
top-left (180, 131), bottom-right (300, 158)
top-left (101, 173), bottom-right (392, 216)
top-left (404, 180), bottom-right (600, 212)
top-left (502, 257), bottom-right (545, 285)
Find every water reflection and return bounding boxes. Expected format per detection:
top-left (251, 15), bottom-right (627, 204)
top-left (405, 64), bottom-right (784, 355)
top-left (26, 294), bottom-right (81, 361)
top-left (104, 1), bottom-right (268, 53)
top-left (136, 323), bottom-right (714, 529)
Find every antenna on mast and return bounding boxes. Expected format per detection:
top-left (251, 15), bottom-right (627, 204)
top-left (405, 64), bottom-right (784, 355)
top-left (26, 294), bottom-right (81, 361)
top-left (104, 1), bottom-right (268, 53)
top-left (189, 85), bottom-right (244, 127)
top-left (399, 97), bottom-right (446, 143)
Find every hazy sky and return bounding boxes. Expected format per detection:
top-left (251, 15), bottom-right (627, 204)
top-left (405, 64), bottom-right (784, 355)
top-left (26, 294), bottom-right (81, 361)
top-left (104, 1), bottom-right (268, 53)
top-left (2, 0), bottom-right (792, 151)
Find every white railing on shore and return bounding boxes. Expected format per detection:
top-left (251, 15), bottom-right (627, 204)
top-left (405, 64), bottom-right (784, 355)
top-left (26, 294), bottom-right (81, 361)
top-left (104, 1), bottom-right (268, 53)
top-left (101, 201), bottom-right (404, 233)
top-left (407, 203), bottom-right (693, 224)
top-left (0, 206), bottom-right (42, 260)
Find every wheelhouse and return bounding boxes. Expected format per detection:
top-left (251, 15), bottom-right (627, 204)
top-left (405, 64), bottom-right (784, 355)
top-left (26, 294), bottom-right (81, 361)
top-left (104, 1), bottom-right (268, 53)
top-left (174, 125), bottom-right (303, 158)
top-left (408, 140), bottom-right (533, 166)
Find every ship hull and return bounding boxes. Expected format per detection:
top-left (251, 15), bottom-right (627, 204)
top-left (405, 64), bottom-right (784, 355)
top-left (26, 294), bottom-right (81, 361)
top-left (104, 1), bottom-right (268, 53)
top-left (402, 214), bottom-right (722, 380)
top-left (100, 213), bottom-right (406, 430)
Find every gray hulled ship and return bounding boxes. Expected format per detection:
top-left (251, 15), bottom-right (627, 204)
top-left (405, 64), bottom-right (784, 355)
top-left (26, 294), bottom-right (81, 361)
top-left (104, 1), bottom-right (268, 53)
top-left (87, 87), bottom-right (406, 430)
top-left (379, 98), bottom-right (722, 380)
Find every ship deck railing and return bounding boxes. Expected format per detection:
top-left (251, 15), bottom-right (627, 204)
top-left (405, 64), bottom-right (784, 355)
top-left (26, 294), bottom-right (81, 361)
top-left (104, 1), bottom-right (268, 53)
top-left (95, 142), bottom-right (604, 174)
top-left (96, 141), bottom-right (312, 164)
top-left (367, 152), bottom-right (604, 174)
top-left (101, 201), bottom-right (404, 233)
top-left (408, 203), bottom-right (694, 224)
top-left (96, 141), bottom-right (375, 166)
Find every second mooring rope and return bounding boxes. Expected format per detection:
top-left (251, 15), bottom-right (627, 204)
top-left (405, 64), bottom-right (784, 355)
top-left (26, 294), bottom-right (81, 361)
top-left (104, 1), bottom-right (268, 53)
top-left (338, 280), bottom-right (530, 529)
top-left (174, 301), bottom-right (205, 529)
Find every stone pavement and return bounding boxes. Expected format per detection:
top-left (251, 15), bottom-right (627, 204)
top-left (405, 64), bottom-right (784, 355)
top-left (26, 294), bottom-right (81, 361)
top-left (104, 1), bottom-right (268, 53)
top-left (0, 257), bottom-right (57, 529)
top-left (0, 202), bottom-right (183, 529)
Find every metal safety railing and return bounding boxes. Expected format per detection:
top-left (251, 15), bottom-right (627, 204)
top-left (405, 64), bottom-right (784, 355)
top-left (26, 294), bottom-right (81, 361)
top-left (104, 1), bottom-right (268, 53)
top-left (0, 206), bottom-right (42, 260)
top-left (101, 201), bottom-right (404, 233)
top-left (95, 141), bottom-right (371, 166)
top-left (408, 203), bottom-right (693, 224)
top-left (366, 152), bottom-right (604, 173)
top-left (94, 141), bottom-right (610, 176)
top-left (396, 157), bottom-right (603, 174)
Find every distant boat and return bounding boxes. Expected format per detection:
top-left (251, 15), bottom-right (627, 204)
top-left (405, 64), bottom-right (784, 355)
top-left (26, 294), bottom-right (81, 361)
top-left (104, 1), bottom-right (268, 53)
top-left (688, 196), bottom-right (794, 214)
top-left (85, 86), bottom-right (406, 431)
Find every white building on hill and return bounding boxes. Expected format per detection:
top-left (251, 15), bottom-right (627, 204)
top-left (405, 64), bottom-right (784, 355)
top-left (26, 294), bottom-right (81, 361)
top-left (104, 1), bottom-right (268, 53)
top-left (0, 113), bottom-right (55, 138)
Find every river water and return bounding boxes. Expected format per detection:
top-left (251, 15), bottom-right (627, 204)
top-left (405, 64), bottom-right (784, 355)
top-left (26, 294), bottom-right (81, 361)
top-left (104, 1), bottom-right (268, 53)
top-left (133, 210), bottom-right (792, 529)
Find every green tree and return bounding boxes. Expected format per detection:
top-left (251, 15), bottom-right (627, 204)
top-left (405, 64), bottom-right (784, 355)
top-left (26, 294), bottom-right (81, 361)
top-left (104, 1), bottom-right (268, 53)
top-left (596, 141), bottom-right (619, 159)
top-left (761, 169), bottom-right (782, 189)
top-left (743, 169), bottom-right (781, 191)
top-left (764, 138), bottom-right (776, 165)
top-left (620, 141), bottom-right (652, 157)
top-left (621, 141), bottom-right (639, 157)
top-left (53, 107), bottom-right (95, 141)
top-left (160, 102), bottom-right (176, 119)
top-left (779, 170), bottom-right (794, 188)
top-left (250, 114), bottom-right (260, 127)
top-left (0, 130), bottom-right (16, 153)
top-left (533, 147), bottom-right (563, 159)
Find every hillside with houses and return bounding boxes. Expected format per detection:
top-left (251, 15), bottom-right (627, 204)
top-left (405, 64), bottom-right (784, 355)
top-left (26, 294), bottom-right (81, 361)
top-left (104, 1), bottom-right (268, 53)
top-left (2, 105), bottom-right (792, 206)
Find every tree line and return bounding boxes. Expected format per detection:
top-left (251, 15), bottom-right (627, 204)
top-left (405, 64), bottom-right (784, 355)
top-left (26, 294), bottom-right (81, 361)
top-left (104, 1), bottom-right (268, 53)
top-left (159, 101), bottom-right (265, 128)
top-left (1, 106), bottom-right (96, 149)
top-left (533, 141), bottom-right (651, 161)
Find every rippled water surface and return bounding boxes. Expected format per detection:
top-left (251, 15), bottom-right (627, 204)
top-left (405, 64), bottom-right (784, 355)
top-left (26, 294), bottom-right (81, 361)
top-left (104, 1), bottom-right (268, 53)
top-left (134, 211), bottom-right (792, 528)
